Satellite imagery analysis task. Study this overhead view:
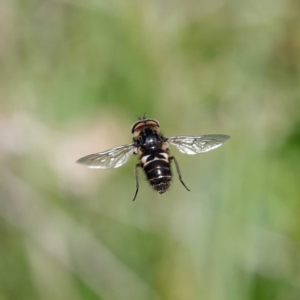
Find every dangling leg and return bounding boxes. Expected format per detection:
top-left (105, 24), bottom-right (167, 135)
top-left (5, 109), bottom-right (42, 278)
top-left (133, 164), bottom-right (141, 201)
top-left (169, 156), bottom-right (190, 192)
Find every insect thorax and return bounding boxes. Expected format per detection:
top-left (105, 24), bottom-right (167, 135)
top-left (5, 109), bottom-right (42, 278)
top-left (138, 128), bottom-right (163, 150)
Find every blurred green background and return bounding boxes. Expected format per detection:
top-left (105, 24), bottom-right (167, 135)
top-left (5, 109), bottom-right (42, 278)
top-left (1, 0), bottom-right (300, 299)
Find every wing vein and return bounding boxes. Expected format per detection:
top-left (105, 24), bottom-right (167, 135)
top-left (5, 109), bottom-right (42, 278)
top-left (77, 144), bottom-right (136, 169)
top-left (166, 134), bottom-right (230, 155)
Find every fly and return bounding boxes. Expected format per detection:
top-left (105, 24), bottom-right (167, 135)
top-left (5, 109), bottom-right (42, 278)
top-left (77, 114), bottom-right (230, 201)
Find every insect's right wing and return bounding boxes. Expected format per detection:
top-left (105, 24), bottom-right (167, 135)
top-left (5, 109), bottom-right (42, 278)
top-left (166, 134), bottom-right (230, 155)
top-left (76, 144), bottom-right (136, 169)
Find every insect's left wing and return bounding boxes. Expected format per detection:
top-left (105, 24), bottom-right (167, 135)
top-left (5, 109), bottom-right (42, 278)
top-left (166, 134), bottom-right (230, 155)
top-left (76, 144), bottom-right (136, 169)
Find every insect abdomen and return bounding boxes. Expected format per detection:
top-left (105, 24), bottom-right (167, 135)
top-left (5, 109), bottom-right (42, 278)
top-left (142, 153), bottom-right (171, 194)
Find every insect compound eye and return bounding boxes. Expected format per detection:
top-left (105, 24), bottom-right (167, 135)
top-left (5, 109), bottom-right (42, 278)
top-left (131, 119), bottom-right (160, 133)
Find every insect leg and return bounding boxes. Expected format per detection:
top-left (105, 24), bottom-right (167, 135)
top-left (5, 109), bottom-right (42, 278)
top-left (169, 156), bottom-right (190, 192)
top-left (133, 164), bottom-right (141, 201)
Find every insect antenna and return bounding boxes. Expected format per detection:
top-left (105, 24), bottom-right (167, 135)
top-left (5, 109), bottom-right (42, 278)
top-left (135, 112), bottom-right (147, 121)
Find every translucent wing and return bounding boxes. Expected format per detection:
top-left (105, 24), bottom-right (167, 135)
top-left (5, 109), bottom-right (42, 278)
top-left (166, 134), bottom-right (230, 155)
top-left (76, 144), bottom-right (136, 169)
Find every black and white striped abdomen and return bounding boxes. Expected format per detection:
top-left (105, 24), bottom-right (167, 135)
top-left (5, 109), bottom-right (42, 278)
top-left (141, 152), bottom-right (171, 194)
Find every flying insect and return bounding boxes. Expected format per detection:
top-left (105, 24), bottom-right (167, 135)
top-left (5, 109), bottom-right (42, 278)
top-left (77, 115), bottom-right (230, 201)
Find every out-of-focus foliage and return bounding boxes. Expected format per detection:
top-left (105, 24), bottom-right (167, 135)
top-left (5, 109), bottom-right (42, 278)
top-left (0, 0), bottom-right (300, 299)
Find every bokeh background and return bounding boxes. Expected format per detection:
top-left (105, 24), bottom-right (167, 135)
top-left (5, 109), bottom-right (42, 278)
top-left (1, 0), bottom-right (300, 299)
